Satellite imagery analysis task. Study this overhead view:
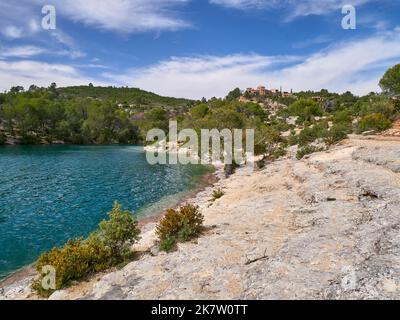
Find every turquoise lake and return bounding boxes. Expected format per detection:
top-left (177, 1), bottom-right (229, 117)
top-left (0, 145), bottom-right (212, 279)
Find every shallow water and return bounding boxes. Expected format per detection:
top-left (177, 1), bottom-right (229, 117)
top-left (0, 145), bottom-right (212, 279)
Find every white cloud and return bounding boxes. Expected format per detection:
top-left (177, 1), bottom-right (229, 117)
top-left (2, 26), bottom-right (24, 39)
top-left (1, 0), bottom-right (191, 36)
top-left (0, 46), bottom-right (46, 58)
top-left (102, 54), bottom-right (300, 98)
top-left (211, 0), bottom-right (372, 21)
top-left (102, 29), bottom-right (400, 98)
top-left (38, 0), bottom-right (191, 33)
top-left (0, 60), bottom-right (108, 92)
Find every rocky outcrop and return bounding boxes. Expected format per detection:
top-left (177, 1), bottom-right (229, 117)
top-left (2, 135), bottom-right (400, 300)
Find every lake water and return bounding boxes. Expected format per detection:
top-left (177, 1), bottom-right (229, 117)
top-left (0, 145), bottom-right (212, 279)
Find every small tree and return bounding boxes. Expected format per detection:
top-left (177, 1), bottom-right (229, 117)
top-left (380, 64), bottom-right (400, 97)
top-left (226, 88), bottom-right (241, 101)
top-left (98, 201), bottom-right (141, 257)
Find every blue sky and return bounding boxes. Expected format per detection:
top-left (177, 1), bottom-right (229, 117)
top-left (0, 0), bottom-right (400, 98)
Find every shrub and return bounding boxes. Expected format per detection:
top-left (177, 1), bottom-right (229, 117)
top-left (286, 99), bottom-right (323, 123)
top-left (156, 204), bottom-right (204, 252)
top-left (254, 125), bottom-right (285, 158)
top-left (354, 97), bottom-right (395, 119)
top-left (212, 188), bottom-right (225, 201)
top-left (35, 238), bottom-right (102, 292)
top-left (296, 145), bottom-right (324, 160)
top-left (394, 99), bottom-right (400, 114)
top-left (288, 133), bottom-right (298, 146)
top-left (97, 202), bottom-right (141, 259)
top-left (272, 143), bottom-right (287, 159)
top-left (324, 124), bottom-right (349, 145)
top-left (357, 113), bottom-right (392, 133)
top-left (34, 202), bottom-right (140, 295)
top-left (332, 110), bottom-right (352, 124)
top-left (297, 122), bottom-right (328, 147)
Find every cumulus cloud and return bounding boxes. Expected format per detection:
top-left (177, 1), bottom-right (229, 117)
top-left (101, 29), bottom-right (400, 98)
top-left (102, 54), bottom-right (300, 98)
top-left (13, 0), bottom-right (191, 34)
top-left (54, 0), bottom-right (191, 33)
top-left (1, 1), bottom-right (191, 34)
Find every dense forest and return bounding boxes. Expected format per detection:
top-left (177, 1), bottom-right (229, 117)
top-left (0, 84), bottom-right (193, 145)
top-left (1, 64), bottom-right (399, 163)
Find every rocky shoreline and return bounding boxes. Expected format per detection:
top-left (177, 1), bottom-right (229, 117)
top-left (2, 135), bottom-right (400, 300)
top-left (0, 166), bottom-right (221, 300)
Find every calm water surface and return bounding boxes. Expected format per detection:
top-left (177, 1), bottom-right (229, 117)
top-left (0, 145), bottom-right (212, 279)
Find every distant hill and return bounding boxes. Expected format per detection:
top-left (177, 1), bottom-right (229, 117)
top-left (58, 86), bottom-right (193, 108)
top-left (0, 85), bottom-right (194, 145)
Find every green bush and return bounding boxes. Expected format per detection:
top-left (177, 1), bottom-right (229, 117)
top-left (296, 145), bottom-right (324, 160)
top-left (332, 110), bottom-right (352, 124)
top-left (394, 99), bottom-right (400, 114)
top-left (358, 113), bottom-right (392, 133)
top-left (353, 97), bottom-right (395, 119)
top-left (156, 204), bottom-right (204, 252)
top-left (272, 143), bottom-right (288, 159)
top-left (212, 188), bottom-right (225, 201)
top-left (324, 124), bottom-right (349, 145)
top-left (254, 125), bottom-right (286, 158)
top-left (34, 202), bottom-right (140, 295)
top-left (298, 122), bottom-right (328, 147)
top-left (286, 99), bottom-right (324, 123)
top-left (96, 202), bottom-right (141, 259)
top-left (288, 132), bottom-right (298, 146)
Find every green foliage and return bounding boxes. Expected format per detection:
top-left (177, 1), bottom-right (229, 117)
top-left (139, 107), bottom-right (169, 139)
top-left (159, 236), bottom-right (177, 252)
top-left (352, 96), bottom-right (395, 119)
top-left (226, 88), bottom-right (241, 101)
top-left (58, 86), bottom-right (191, 107)
top-left (34, 202), bottom-right (140, 295)
top-left (394, 99), bottom-right (400, 114)
top-left (379, 64), bottom-right (400, 97)
top-left (0, 86), bottom-right (191, 145)
top-left (324, 124), bottom-right (349, 145)
top-left (97, 201), bottom-right (141, 259)
top-left (212, 188), bottom-right (225, 201)
top-left (296, 145), bottom-right (324, 160)
top-left (236, 102), bottom-right (269, 121)
top-left (156, 204), bottom-right (204, 252)
top-left (286, 99), bottom-right (323, 123)
top-left (357, 113), bottom-right (392, 133)
top-left (190, 103), bottom-right (209, 119)
top-left (254, 125), bottom-right (285, 158)
top-left (332, 110), bottom-right (352, 124)
top-left (297, 122), bottom-right (329, 147)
